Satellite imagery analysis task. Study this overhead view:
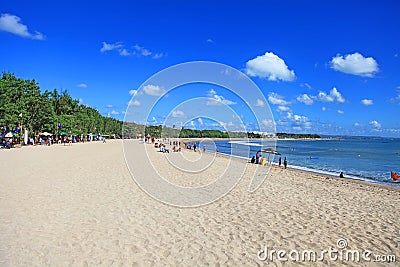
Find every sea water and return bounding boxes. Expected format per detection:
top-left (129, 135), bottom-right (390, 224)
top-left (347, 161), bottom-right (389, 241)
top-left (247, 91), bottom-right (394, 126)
top-left (196, 137), bottom-right (400, 187)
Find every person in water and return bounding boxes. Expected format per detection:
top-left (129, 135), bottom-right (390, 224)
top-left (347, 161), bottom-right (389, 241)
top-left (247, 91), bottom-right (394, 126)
top-left (283, 157), bottom-right (287, 169)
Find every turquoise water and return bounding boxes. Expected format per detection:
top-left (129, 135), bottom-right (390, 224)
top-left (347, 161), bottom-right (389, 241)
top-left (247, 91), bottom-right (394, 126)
top-left (197, 137), bottom-right (400, 187)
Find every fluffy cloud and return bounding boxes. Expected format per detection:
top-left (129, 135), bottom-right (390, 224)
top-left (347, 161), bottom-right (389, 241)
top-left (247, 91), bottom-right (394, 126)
top-left (288, 113), bottom-right (311, 130)
top-left (0, 13), bottom-right (44, 40)
top-left (128, 100), bottom-right (140, 107)
top-left (330, 52), bottom-right (378, 77)
top-left (129, 89), bottom-right (139, 96)
top-left (318, 87), bottom-right (345, 103)
top-left (268, 92), bottom-right (290, 106)
top-left (77, 83), bottom-right (88, 88)
top-left (143, 84), bottom-right (166, 96)
top-left (361, 99), bottom-right (373, 106)
top-left (369, 120), bottom-right (381, 128)
top-left (296, 94), bottom-right (314, 105)
top-left (171, 110), bottom-right (185, 118)
top-left (255, 99), bottom-right (266, 107)
top-left (337, 109), bottom-right (344, 114)
top-left (322, 106), bottom-right (326, 111)
top-left (206, 89), bottom-right (236, 106)
top-left (110, 110), bottom-right (119, 115)
top-left (197, 117), bottom-right (204, 125)
top-left (245, 52), bottom-right (296, 81)
top-left (277, 106), bottom-right (291, 113)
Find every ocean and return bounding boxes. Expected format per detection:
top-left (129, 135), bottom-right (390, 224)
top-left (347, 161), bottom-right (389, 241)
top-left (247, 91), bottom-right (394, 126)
top-left (195, 137), bottom-right (400, 187)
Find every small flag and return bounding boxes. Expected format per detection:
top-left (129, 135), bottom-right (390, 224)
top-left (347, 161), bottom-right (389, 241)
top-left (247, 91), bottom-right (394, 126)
top-left (18, 113), bottom-right (22, 118)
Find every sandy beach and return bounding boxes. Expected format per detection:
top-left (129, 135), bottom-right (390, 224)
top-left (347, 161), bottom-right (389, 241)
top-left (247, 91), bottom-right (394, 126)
top-left (0, 140), bottom-right (399, 266)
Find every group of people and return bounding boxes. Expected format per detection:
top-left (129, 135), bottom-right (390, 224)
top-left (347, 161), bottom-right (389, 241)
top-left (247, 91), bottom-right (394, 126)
top-left (250, 153), bottom-right (288, 169)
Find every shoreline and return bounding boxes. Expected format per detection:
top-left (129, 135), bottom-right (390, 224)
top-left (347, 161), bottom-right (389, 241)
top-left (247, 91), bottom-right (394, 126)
top-left (4, 139), bottom-right (399, 190)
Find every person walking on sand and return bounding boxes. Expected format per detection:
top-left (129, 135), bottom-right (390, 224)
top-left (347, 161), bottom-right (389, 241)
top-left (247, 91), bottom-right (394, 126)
top-left (283, 157), bottom-right (287, 169)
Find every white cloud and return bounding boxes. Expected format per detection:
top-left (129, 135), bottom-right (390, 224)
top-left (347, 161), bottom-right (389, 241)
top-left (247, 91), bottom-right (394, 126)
top-left (152, 53), bottom-right (165, 59)
top-left (171, 110), bottom-right (185, 118)
top-left (206, 89), bottom-right (237, 106)
top-left (337, 109), bottom-right (344, 114)
top-left (0, 13), bottom-right (45, 40)
top-left (369, 120), bottom-right (381, 128)
top-left (268, 92), bottom-right (290, 106)
top-left (197, 118), bottom-right (203, 125)
top-left (129, 89), bottom-right (140, 96)
top-left (77, 83), bottom-right (88, 88)
top-left (261, 119), bottom-right (275, 128)
top-left (330, 52), bottom-right (379, 77)
top-left (100, 42), bottom-right (165, 58)
top-left (318, 87), bottom-right (345, 103)
top-left (143, 84), bottom-right (166, 96)
top-left (300, 83), bottom-right (312, 90)
top-left (354, 122), bottom-right (361, 127)
top-left (255, 99), bottom-right (266, 107)
top-left (119, 48), bottom-right (130, 56)
top-left (128, 100), bottom-right (140, 107)
top-left (277, 105), bottom-right (291, 112)
top-left (133, 44), bottom-right (152, 56)
top-left (206, 38), bottom-right (214, 43)
top-left (245, 52), bottom-right (296, 81)
top-left (322, 106), bottom-right (326, 111)
top-left (297, 94), bottom-right (314, 105)
top-left (105, 104), bottom-right (113, 108)
top-left (361, 99), bottom-right (373, 106)
top-left (291, 114), bottom-right (312, 130)
top-left (100, 41), bottom-right (123, 53)
top-left (110, 110), bottom-right (119, 115)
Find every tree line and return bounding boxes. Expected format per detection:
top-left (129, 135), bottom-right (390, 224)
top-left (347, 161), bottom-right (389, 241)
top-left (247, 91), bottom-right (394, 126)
top-left (0, 72), bottom-right (122, 137)
top-left (0, 72), bottom-right (322, 140)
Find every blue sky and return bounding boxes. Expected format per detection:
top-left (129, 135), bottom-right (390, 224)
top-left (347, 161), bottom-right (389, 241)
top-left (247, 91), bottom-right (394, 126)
top-left (1, 0), bottom-right (400, 137)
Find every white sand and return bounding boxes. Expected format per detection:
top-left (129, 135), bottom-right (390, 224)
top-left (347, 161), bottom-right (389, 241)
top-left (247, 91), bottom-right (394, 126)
top-left (0, 140), bottom-right (399, 266)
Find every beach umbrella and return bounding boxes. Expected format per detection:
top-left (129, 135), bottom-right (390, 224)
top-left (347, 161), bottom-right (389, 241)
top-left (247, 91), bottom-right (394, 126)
top-left (4, 132), bottom-right (14, 138)
top-left (60, 131), bottom-right (68, 135)
top-left (259, 148), bottom-right (281, 164)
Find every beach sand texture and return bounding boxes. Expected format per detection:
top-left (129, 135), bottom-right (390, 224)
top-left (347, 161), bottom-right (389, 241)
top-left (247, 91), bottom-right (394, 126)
top-left (0, 140), bottom-right (399, 266)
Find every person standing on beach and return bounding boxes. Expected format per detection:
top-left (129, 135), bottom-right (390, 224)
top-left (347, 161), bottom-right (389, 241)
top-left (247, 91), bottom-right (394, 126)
top-left (255, 152), bottom-right (259, 164)
top-left (193, 142), bottom-right (197, 152)
top-left (278, 157), bottom-right (281, 167)
top-left (283, 157), bottom-right (287, 169)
